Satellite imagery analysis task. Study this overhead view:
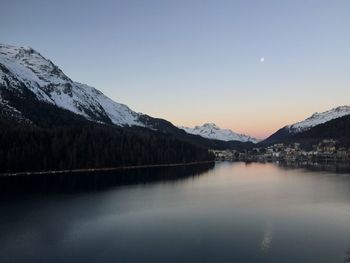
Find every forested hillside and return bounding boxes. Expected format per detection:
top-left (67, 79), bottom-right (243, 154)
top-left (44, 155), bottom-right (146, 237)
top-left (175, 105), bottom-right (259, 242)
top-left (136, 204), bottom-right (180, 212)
top-left (0, 119), bottom-right (214, 173)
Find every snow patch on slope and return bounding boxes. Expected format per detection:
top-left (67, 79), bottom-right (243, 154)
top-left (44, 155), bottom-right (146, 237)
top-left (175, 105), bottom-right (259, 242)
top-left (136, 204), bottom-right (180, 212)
top-left (0, 97), bottom-right (32, 124)
top-left (75, 83), bottom-right (143, 126)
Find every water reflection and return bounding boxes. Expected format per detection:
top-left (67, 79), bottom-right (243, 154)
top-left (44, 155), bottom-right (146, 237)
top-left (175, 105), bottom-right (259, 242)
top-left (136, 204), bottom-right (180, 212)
top-left (271, 160), bottom-right (350, 174)
top-left (0, 163), bottom-right (215, 193)
top-left (1, 162), bottom-right (350, 263)
top-left (260, 224), bottom-right (273, 253)
top-left (345, 247), bottom-right (350, 263)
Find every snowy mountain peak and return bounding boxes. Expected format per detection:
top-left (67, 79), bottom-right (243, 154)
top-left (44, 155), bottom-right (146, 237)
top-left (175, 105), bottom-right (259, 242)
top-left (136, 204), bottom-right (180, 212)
top-left (1, 44), bottom-right (73, 87)
top-left (200, 123), bottom-right (219, 129)
top-left (287, 105), bottom-right (350, 133)
top-left (0, 43), bottom-right (144, 126)
top-left (180, 123), bottom-right (258, 143)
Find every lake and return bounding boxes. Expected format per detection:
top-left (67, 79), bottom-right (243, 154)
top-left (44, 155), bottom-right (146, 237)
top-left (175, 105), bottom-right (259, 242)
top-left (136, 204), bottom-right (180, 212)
top-left (1, 162), bottom-right (350, 263)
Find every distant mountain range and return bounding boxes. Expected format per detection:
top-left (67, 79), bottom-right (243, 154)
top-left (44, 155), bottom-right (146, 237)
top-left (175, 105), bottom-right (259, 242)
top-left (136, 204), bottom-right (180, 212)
top-left (181, 106), bottom-right (350, 146)
top-left (287, 106), bottom-right (350, 132)
top-left (179, 123), bottom-right (258, 143)
top-left (0, 44), bottom-right (254, 155)
top-left (1, 43), bottom-right (349, 152)
top-left (262, 106), bottom-right (350, 145)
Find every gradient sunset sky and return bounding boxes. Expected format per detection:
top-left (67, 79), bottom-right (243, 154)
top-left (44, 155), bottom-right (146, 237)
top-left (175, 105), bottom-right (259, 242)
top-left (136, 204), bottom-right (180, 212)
top-left (1, 0), bottom-right (349, 139)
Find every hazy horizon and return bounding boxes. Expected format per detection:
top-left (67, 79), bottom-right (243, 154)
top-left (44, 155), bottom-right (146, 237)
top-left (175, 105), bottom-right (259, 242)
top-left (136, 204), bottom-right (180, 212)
top-left (1, 0), bottom-right (349, 139)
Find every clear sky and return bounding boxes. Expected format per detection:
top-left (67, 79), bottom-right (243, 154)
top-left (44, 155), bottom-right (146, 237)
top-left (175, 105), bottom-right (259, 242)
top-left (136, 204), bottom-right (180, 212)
top-left (1, 0), bottom-right (349, 139)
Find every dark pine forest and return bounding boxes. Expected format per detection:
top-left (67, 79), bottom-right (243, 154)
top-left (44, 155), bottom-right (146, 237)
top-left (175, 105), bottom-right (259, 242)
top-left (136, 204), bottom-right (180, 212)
top-left (0, 118), bottom-right (214, 174)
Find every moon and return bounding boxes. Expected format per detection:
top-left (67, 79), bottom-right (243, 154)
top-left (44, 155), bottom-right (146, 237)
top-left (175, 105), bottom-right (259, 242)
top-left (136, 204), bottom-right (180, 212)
top-left (260, 57), bottom-right (265, 62)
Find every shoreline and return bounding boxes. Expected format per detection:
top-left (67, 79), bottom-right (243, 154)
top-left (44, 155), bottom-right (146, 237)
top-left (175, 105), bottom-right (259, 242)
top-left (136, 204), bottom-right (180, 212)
top-left (0, 160), bottom-right (215, 177)
top-left (216, 159), bottom-right (350, 165)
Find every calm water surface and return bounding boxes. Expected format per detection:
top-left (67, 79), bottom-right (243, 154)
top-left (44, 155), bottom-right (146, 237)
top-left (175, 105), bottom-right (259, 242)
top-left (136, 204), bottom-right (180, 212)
top-left (1, 162), bottom-right (350, 263)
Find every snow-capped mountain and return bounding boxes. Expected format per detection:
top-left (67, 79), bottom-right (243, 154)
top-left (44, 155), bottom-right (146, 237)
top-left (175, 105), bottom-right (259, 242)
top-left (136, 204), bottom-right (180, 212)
top-left (263, 106), bottom-right (350, 144)
top-left (0, 44), bottom-right (145, 126)
top-left (0, 43), bottom-right (257, 151)
top-left (287, 106), bottom-right (350, 133)
top-left (180, 123), bottom-right (258, 143)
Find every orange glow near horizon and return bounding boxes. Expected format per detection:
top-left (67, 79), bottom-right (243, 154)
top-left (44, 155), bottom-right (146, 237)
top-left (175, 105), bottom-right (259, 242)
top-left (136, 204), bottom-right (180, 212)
top-left (156, 103), bottom-right (349, 140)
